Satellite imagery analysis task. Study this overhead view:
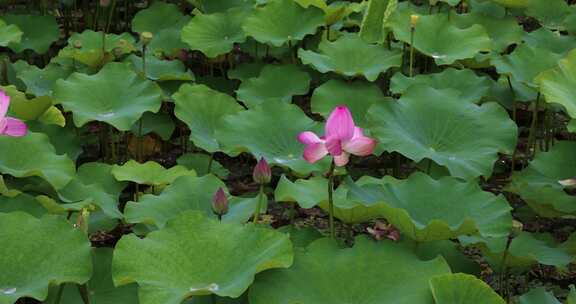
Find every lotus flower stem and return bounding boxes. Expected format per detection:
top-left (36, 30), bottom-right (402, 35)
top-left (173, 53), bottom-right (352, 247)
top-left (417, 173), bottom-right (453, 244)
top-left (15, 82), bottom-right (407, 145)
top-left (409, 30), bottom-right (415, 77)
top-left (54, 284), bottom-right (64, 304)
top-left (327, 160), bottom-right (336, 239)
top-left (506, 76), bottom-right (517, 171)
top-left (104, 0), bottom-right (117, 33)
top-left (497, 234), bottom-right (514, 300)
top-left (527, 93), bottom-right (540, 158)
top-left (77, 284), bottom-right (91, 304)
top-left (207, 153), bottom-right (214, 174)
top-left (253, 185), bottom-right (265, 223)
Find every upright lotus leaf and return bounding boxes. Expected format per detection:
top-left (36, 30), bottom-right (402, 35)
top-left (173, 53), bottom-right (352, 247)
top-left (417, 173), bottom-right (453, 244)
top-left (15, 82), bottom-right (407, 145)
top-left (359, 0), bottom-right (396, 43)
top-left (0, 193), bottom-right (48, 218)
top-left (181, 9), bottom-right (247, 58)
top-left (0, 19), bottom-right (22, 46)
top-left (200, 0), bottom-right (258, 13)
top-left (506, 141), bottom-right (576, 217)
top-left (12, 61), bottom-right (73, 97)
top-left (236, 65), bottom-right (311, 108)
top-left (112, 160), bottom-right (196, 187)
top-left (536, 50), bottom-right (576, 127)
top-left (0, 132), bottom-right (75, 190)
top-left (173, 84), bottom-right (243, 153)
top-left (215, 102), bottom-right (329, 175)
top-left (227, 62), bottom-right (265, 82)
top-left (129, 112), bottom-right (176, 141)
top-left (367, 85), bottom-right (517, 179)
top-left (2, 14), bottom-right (58, 53)
top-left (177, 153), bottom-right (229, 178)
top-left (126, 54), bottom-right (194, 81)
top-left (113, 211), bottom-right (293, 303)
top-left (0, 85), bottom-right (52, 120)
top-left (390, 68), bottom-right (493, 104)
top-left (132, 1), bottom-right (190, 53)
top-left (348, 172), bottom-right (512, 241)
top-left (526, 0), bottom-right (571, 30)
top-left (413, 240), bottom-right (481, 275)
top-left (311, 79), bottom-right (392, 128)
top-left (298, 34), bottom-right (402, 81)
top-left (429, 273), bottom-right (505, 304)
top-left (58, 30), bottom-right (137, 68)
top-left (249, 236), bottom-right (451, 304)
top-left (389, 13), bottom-right (491, 65)
top-left (0, 213), bottom-right (92, 304)
top-left (450, 12), bottom-right (523, 52)
top-left (519, 288), bottom-right (562, 304)
top-left (489, 0), bottom-right (527, 8)
top-left (243, 0), bottom-right (324, 47)
top-left (524, 28), bottom-right (576, 55)
top-left (27, 122), bottom-right (83, 161)
top-left (54, 62), bottom-right (163, 131)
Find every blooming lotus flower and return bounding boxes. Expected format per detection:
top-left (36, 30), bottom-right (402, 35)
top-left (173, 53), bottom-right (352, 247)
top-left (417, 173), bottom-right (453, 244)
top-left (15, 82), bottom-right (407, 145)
top-left (298, 105), bottom-right (376, 166)
top-left (0, 90), bottom-right (27, 137)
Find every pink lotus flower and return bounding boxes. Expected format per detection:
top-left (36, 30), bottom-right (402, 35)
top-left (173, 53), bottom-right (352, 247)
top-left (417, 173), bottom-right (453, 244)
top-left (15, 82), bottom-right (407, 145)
top-left (0, 90), bottom-right (27, 137)
top-left (298, 105), bottom-right (376, 166)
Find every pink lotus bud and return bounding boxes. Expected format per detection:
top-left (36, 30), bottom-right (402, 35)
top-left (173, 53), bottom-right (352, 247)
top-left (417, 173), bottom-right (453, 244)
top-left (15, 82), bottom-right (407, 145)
top-left (212, 188), bottom-right (228, 217)
top-left (253, 157), bottom-right (271, 185)
top-left (100, 0), bottom-right (111, 7)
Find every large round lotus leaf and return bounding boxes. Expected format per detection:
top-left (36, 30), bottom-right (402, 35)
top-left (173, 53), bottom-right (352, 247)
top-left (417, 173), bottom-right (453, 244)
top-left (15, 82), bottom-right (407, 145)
top-left (0, 85), bottom-right (52, 120)
top-left (124, 175), bottom-right (257, 228)
top-left (181, 9), bottom-right (247, 58)
top-left (2, 14), bottom-right (58, 53)
top-left (526, 0), bottom-right (571, 30)
top-left (524, 28), bottom-right (576, 55)
top-left (177, 153), bottom-right (229, 178)
top-left (390, 68), bottom-right (493, 104)
top-left (0, 19), bottom-right (22, 46)
top-left (132, 2), bottom-right (190, 53)
top-left (536, 49), bottom-right (576, 123)
top-left (298, 34), bottom-right (402, 81)
top-left (506, 141), bottom-right (576, 217)
top-left (130, 112), bottom-right (176, 141)
top-left (173, 84), bottom-right (243, 153)
top-left (113, 211), bottom-right (293, 303)
top-left (488, 0), bottom-right (527, 8)
top-left (227, 62), bottom-right (265, 82)
top-left (54, 62), bottom-right (163, 131)
top-left (367, 85), bottom-right (517, 179)
top-left (451, 13), bottom-right (523, 52)
top-left (348, 172), bottom-right (512, 241)
top-left (27, 122), bottom-right (83, 161)
top-left (249, 236), bottom-right (451, 304)
top-left (412, 240), bottom-right (481, 275)
top-left (0, 212), bottom-right (92, 303)
top-left (0, 132), bottom-right (75, 190)
top-left (236, 65), bottom-right (311, 108)
top-left (389, 12), bottom-right (491, 65)
top-left (112, 160), bottom-right (196, 186)
top-left (243, 0), bottom-right (324, 47)
top-left (0, 193), bottom-right (48, 218)
top-left (311, 79), bottom-right (391, 128)
top-left (57, 31), bottom-right (136, 68)
top-left (429, 273), bottom-right (505, 304)
top-left (519, 288), bottom-right (562, 304)
top-left (215, 102), bottom-right (329, 175)
top-left (126, 54), bottom-right (194, 81)
top-left (13, 61), bottom-right (73, 97)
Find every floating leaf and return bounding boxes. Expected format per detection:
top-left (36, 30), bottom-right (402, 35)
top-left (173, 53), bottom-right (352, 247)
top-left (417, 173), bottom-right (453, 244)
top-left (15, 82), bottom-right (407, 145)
top-left (298, 34), bottom-right (402, 81)
top-left (0, 212), bottom-right (91, 303)
top-left (367, 85), bottom-right (517, 179)
top-left (0, 19), bottom-right (22, 46)
top-left (429, 273), bottom-right (505, 304)
top-left (2, 14), bottom-right (59, 53)
top-left (113, 211), bottom-right (293, 303)
top-left (536, 49), bottom-right (576, 125)
top-left (177, 153), bottom-right (229, 178)
top-left (54, 62), bottom-right (163, 131)
top-left (249, 236), bottom-right (450, 304)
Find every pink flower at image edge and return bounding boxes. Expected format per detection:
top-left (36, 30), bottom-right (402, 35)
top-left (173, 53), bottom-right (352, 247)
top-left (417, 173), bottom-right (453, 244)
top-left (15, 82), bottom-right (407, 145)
top-left (298, 105), bottom-right (376, 167)
top-left (0, 90), bottom-right (27, 137)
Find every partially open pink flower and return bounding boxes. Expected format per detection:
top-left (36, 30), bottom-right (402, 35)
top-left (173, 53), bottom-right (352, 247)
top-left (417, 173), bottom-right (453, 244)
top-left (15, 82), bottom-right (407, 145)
top-left (0, 90), bottom-right (27, 137)
top-left (298, 105), bottom-right (376, 166)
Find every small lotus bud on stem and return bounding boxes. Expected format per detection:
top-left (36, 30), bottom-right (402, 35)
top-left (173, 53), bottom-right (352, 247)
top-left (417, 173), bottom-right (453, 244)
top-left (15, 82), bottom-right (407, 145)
top-left (410, 14), bottom-right (420, 29)
top-left (511, 220), bottom-right (523, 237)
top-left (140, 32), bottom-right (153, 46)
top-left (73, 40), bottom-right (82, 49)
top-left (212, 187), bottom-right (228, 220)
top-left (74, 208), bottom-right (90, 235)
top-left (253, 157), bottom-right (271, 185)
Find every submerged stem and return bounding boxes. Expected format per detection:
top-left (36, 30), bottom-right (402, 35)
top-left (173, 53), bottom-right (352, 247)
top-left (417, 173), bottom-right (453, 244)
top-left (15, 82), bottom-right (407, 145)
top-left (327, 161), bottom-right (336, 239)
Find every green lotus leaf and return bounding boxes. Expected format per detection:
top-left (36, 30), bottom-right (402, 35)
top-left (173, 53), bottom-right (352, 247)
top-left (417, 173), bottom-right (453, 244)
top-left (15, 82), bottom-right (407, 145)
top-left (0, 132), bottom-right (75, 190)
top-left (13, 61), bottom-right (73, 97)
top-left (227, 62), bottom-right (265, 82)
top-left (390, 68), bottom-right (493, 104)
top-left (200, 0), bottom-right (258, 13)
top-left (58, 30), bottom-right (136, 68)
top-left (243, 0), bottom-right (324, 47)
top-left (112, 160), bottom-right (195, 187)
top-left (429, 273), bottom-right (505, 304)
top-left (177, 153), bottom-right (229, 178)
top-left (181, 9), bottom-right (247, 58)
top-left (0, 85), bottom-right (52, 120)
top-left (535, 49), bottom-right (576, 124)
top-left (348, 172), bottom-right (512, 241)
top-left (519, 288), bottom-right (562, 304)
top-left (124, 175), bottom-right (256, 228)
top-left (130, 112), bottom-right (176, 141)
top-left (215, 102), bottom-right (329, 175)
top-left (0, 19), bottom-right (22, 46)
top-left (132, 2), bottom-right (190, 53)
top-left (413, 240), bottom-right (481, 275)
top-left (389, 12), bottom-right (491, 65)
top-left (488, 0), bottom-right (527, 8)
top-left (526, 0), bottom-right (571, 30)
top-left (298, 34), bottom-right (402, 81)
top-left (173, 84), bottom-right (243, 153)
top-left (0, 212), bottom-right (91, 304)
top-left (368, 85), bottom-right (517, 179)
top-left (450, 12), bottom-right (523, 52)
top-left (523, 28), bottom-right (576, 55)
top-left (27, 122), bottom-right (83, 161)
top-left (249, 236), bottom-right (451, 304)
top-left (113, 211), bottom-right (293, 303)
top-left (0, 193), bottom-right (48, 218)
top-left (506, 141), bottom-right (576, 217)
top-left (311, 79), bottom-right (392, 128)
top-left (359, 0), bottom-right (397, 43)
top-left (54, 62), bottom-right (163, 131)
top-left (2, 14), bottom-right (58, 53)
top-left (126, 54), bottom-right (194, 81)
top-left (236, 64), bottom-right (311, 108)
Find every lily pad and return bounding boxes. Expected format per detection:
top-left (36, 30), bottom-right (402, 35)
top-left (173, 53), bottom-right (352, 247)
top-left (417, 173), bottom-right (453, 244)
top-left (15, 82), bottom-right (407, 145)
top-left (368, 85), bottom-right (517, 179)
top-left (0, 212), bottom-right (91, 303)
top-left (0, 132), bottom-right (75, 190)
top-left (112, 160), bottom-right (196, 187)
top-left (236, 64), bottom-right (311, 108)
top-left (248, 236), bottom-right (451, 304)
top-left (113, 211), bottom-right (293, 303)
top-left (173, 84), bottom-right (243, 153)
top-left (0, 19), bottom-right (22, 47)
top-left (177, 153), bottom-right (229, 178)
top-left (2, 14), bottom-right (59, 54)
top-left (54, 62), bottom-right (163, 131)
top-left (243, 0), bottom-right (325, 47)
top-left (298, 34), bottom-right (402, 81)
top-left (429, 273), bottom-right (505, 304)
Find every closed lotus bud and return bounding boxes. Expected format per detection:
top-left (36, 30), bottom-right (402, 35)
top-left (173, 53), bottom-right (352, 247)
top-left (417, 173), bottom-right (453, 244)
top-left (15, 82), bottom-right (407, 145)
top-left (253, 157), bottom-right (271, 185)
top-left (140, 32), bottom-right (153, 45)
top-left (212, 188), bottom-right (228, 217)
top-left (511, 220), bottom-right (523, 237)
top-left (410, 14), bottom-right (420, 28)
top-left (73, 40), bottom-right (82, 49)
top-left (100, 0), bottom-right (110, 7)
